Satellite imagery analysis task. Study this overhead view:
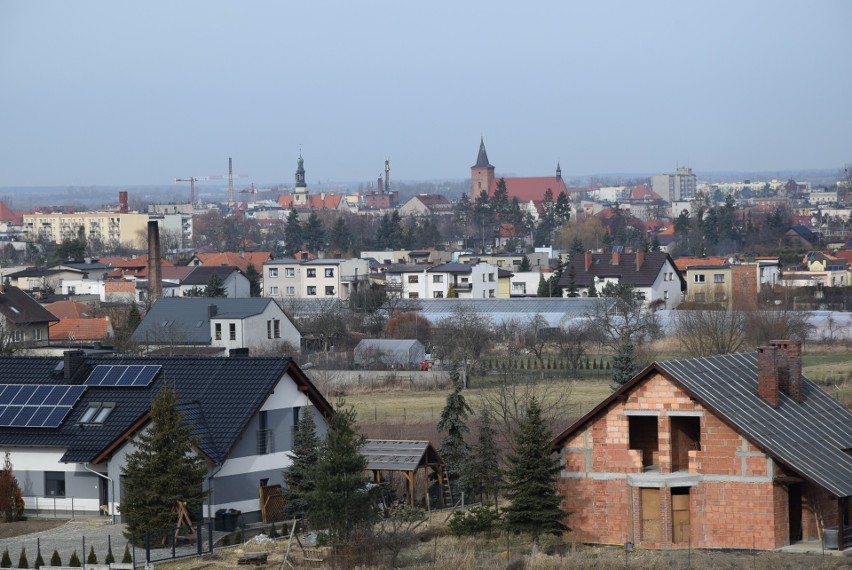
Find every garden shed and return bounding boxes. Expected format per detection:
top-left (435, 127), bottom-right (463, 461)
top-left (361, 440), bottom-right (448, 509)
top-left (354, 339), bottom-right (426, 369)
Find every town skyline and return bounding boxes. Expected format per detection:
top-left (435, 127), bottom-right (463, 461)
top-left (2, 1), bottom-right (850, 187)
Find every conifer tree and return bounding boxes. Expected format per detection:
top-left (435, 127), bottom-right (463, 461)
top-left (566, 265), bottom-right (579, 298)
top-left (587, 278), bottom-right (598, 298)
top-left (305, 400), bottom-right (373, 543)
top-left (127, 303), bottom-right (142, 332)
top-left (50, 551), bottom-right (61, 567)
top-left (0, 549), bottom-right (10, 569)
top-left (86, 546), bottom-right (97, 565)
top-left (463, 408), bottom-right (501, 508)
top-left (104, 544), bottom-right (115, 565)
top-left (18, 547), bottom-right (28, 569)
top-left (245, 264), bottom-right (262, 297)
top-left (611, 342), bottom-right (638, 388)
top-left (0, 450), bottom-right (25, 522)
top-left (503, 397), bottom-right (566, 541)
top-left (437, 365), bottom-right (471, 485)
top-left (121, 385), bottom-right (209, 543)
top-left (122, 545), bottom-right (132, 564)
top-left (518, 255), bottom-right (531, 272)
top-left (536, 273), bottom-right (550, 297)
top-left (68, 550), bottom-right (81, 568)
top-left (203, 274), bottom-right (227, 297)
top-left (282, 406), bottom-right (321, 522)
top-left (284, 209), bottom-right (303, 255)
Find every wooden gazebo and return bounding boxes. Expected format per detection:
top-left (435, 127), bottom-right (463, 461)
top-left (361, 440), bottom-right (448, 510)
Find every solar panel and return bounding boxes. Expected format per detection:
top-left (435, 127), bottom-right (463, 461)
top-left (0, 384), bottom-right (87, 428)
top-left (85, 365), bottom-right (160, 387)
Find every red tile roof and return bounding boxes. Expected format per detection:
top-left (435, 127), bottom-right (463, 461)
top-left (104, 280), bottom-right (137, 293)
top-left (50, 317), bottom-right (113, 342)
top-left (278, 193), bottom-right (344, 210)
top-left (0, 201), bottom-right (23, 225)
top-left (43, 300), bottom-right (95, 319)
top-left (673, 257), bottom-right (729, 272)
top-left (490, 177), bottom-right (569, 202)
top-left (193, 252), bottom-right (271, 273)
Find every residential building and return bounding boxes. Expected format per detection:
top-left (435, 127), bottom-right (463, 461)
top-left (398, 194), bottom-right (454, 217)
top-left (557, 251), bottom-right (685, 308)
top-left (456, 251), bottom-right (549, 272)
top-left (361, 250), bottom-right (452, 265)
top-left (176, 266), bottom-right (250, 298)
top-left (552, 342), bottom-right (852, 550)
top-left (383, 261), bottom-right (502, 299)
top-left (22, 212), bottom-right (149, 249)
top-left (263, 258), bottom-right (370, 301)
top-left (188, 251), bottom-right (272, 274)
top-left (0, 352), bottom-right (332, 523)
top-left (678, 260), bottom-right (761, 310)
top-left (651, 167), bottom-right (697, 202)
top-left (49, 318), bottom-right (114, 344)
top-left (0, 285), bottom-right (58, 347)
top-left (131, 297), bottom-right (300, 355)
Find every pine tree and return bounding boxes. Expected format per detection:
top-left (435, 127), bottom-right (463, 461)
top-left (204, 274), bottom-right (227, 297)
top-left (245, 264), bottom-right (262, 297)
top-left (518, 255), bottom-right (531, 272)
top-left (121, 385), bottom-right (209, 544)
top-left (587, 278), bottom-right (598, 298)
top-left (566, 265), bottom-right (579, 298)
top-left (127, 303), bottom-right (142, 332)
top-left (463, 409), bottom-right (501, 508)
top-left (121, 545), bottom-right (132, 564)
top-left (104, 545), bottom-right (115, 565)
top-left (284, 209), bottom-right (303, 255)
top-left (85, 547), bottom-right (96, 565)
top-left (0, 451), bottom-right (24, 522)
top-left (0, 550), bottom-right (9, 569)
top-left (282, 406), bottom-right (321, 522)
top-left (503, 398), bottom-right (566, 540)
top-left (68, 551), bottom-right (81, 568)
top-left (536, 273), bottom-right (550, 297)
top-left (611, 342), bottom-right (638, 388)
top-left (437, 365), bottom-right (471, 486)
top-left (305, 400), bottom-right (374, 543)
top-left (18, 548), bottom-right (30, 570)
top-left (50, 551), bottom-right (61, 567)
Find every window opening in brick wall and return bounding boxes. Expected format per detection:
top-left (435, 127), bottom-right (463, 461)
top-left (628, 416), bottom-right (659, 471)
top-left (670, 416), bottom-right (700, 472)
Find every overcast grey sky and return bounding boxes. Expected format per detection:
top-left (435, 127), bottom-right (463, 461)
top-left (1, 1), bottom-right (850, 188)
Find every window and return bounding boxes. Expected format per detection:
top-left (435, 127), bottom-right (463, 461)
top-left (286, 286), bottom-right (295, 295)
top-left (268, 267), bottom-right (279, 277)
top-left (408, 275), bottom-right (419, 284)
top-left (488, 273), bottom-right (495, 282)
top-left (713, 274), bottom-right (725, 283)
top-left (489, 289), bottom-right (495, 298)
top-left (32, 329), bottom-right (42, 341)
top-left (257, 411), bottom-right (272, 455)
top-left (325, 286), bottom-right (335, 296)
top-left (433, 291), bottom-right (444, 298)
top-left (664, 290), bottom-right (669, 300)
top-left (45, 472), bottom-right (66, 496)
top-left (628, 416), bottom-right (659, 470)
top-left (273, 319), bottom-right (280, 339)
top-left (694, 293), bottom-right (706, 302)
top-left (693, 274), bottom-right (705, 283)
top-left (325, 268), bottom-right (334, 277)
top-left (714, 292), bottom-right (726, 302)
top-left (408, 292), bottom-right (419, 299)
top-left (229, 323), bottom-right (236, 341)
top-left (269, 286), bottom-right (279, 296)
top-left (215, 323), bottom-right (222, 340)
top-left (12, 330), bottom-right (23, 342)
top-left (307, 286), bottom-right (316, 295)
top-left (285, 267), bottom-right (295, 277)
top-left (68, 286), bottom-right (76, 294)
top-left (432, 275), bottom-right (443, 283)
top-left (670, 417), bottom-right (701, 472)
top-left (79, 403), bottom-right (113, 424)
top-left (307, 268), bottom-right (316, 278)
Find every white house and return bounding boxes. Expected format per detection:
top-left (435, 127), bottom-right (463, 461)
top-left (263, 257), bottom-right (370, 301)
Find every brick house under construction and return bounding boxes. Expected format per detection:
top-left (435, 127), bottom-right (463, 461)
top-left (552, 341), bottom-right (852, 550)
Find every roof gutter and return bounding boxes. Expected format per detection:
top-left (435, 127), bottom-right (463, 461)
top-left (82, 463), bottom-right (115, 525)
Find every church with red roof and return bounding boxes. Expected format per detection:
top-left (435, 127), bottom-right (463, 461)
top-left (470, 138), bottom-right (568, 202)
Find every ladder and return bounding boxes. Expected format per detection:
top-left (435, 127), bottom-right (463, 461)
top-left (443, 473), bottom-right (453, 508)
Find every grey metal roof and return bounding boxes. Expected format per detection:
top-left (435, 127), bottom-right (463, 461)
top-left (181, 265), bottom-right (242, 286)
top-left (355, 339), bottom-right (423, 352)
top-left (657, 353), bottom-right (852, 498)
top-left (131, 297), bottom-right (277, 345)
top-left (361, 440), bottom-right (443, 472)
top-left (414, 298), bottom-right (610, 328)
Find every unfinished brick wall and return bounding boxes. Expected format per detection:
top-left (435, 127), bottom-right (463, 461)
top-left (559, 373), bottom-right (788, 550)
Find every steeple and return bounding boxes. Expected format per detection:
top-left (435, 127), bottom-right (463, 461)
top-left (295, 151), bottom-right (306, 192)
top-left (556, 162), bottom-right (562, 181)
top-left (473, 136), bottom-right (493, 168)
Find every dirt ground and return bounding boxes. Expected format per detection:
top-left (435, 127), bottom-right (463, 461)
top-left (0, 518), bottom-right (66, 539)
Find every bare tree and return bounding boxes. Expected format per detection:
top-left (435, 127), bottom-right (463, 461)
top-left (674, 309), bottom-right (747, 357)
top-left (555, 319), bottom-right (594, 375)
top-left (431, 305), bottom-right (492, 388)
top-left (743, 309), bottom-right (813, 347)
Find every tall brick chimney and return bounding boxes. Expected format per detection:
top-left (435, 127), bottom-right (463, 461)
top-left (771, 340), bottom-right (803, 402)
top-left (118, 191), bottom-right (129, 214)
top-left (147, 220), bottom-right (162, 299)
top-left (584, 251), bottom-right (592, 272)
top-left (757, 345), bottom-right (780, 407)
top-left (636, 250), bottom-right (645, 271)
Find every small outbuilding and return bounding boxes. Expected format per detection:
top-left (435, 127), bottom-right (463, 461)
top-left (353, 339), bottom-right (426, 369)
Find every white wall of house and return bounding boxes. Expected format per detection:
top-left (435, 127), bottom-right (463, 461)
top-left (210, 303), bottom-right (300, 352)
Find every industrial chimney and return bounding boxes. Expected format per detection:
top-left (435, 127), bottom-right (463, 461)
top-left (118, 191), bottom-right (129, 214)
top-left (147, 220), bottom-right (162, 299)
top-left (228, 157), bottom-right (234, 205)
top-left (384, 159), bottom-right (391, 194)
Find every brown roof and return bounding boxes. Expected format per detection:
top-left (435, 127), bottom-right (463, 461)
top-left (673, 257), bottom-right (729, 272)
top-left (104, 281), bottom-right (137, 293)
top-left (49, 317), bottom-right (113, 341)
top-left (43, 300), bottom-right (95, 319)
top-left (491, 176), bottom-right (569, 202)
top-left (0, 286), bottom-right (59, 324)
top-left (0, 201), bottom-right (23, 225)
top-left (277, 193), bottom-right (344, 210)
top-left (193, 252), bottom-right (271, 273)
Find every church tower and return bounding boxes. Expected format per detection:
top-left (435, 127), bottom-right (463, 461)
top-left (294, 152), bottom-right (308, 206)
top-left (556, 162), bottom-right (562, 182)
top-left (470, 137), bottom-right (495, 198)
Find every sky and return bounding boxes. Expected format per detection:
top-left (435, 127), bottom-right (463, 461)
top-left (1, 1), bottom-right (851, 188)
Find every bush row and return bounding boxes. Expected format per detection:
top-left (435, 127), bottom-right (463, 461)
top-left (0, 544), bottom-right (132, 568)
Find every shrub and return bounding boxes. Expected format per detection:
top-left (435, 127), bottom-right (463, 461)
top-left (17, 548), bottom-right (28, 569)
top-left (0, 549), bottom-right (10, 569)
top-left (268, 522), bottom-right (278, 539)
top-left (104, 545), bottom-right (114, 565)
top-left (0, 451), bottom-right (25, 522)
top-left (122, 544), bottom-right (132, 564)
top-left (68, 550), bottom-right (81, 568)
top-left (34, 550), bottom-right (44, 570)
top-left (447, 506), bottom-right (500, 536)
top-left (50, 550), bottom-right (61, 566)
top-left (87, 546), bottom-right (97, 565)
top-left (220, 535), bottom-right (231, 547)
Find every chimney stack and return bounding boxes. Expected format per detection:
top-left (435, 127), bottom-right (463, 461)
top-left (208, 304), bottom-right (218, 318)
top-left (771, 340), bottom-right (803, 402)
top-left (377, 175), bottom-right (383, 194)
top-left (757, 345), bottom-right (780, 407)
top-left (636, 250), bottom-right (645, 271)
top-left (147, 220), bottom-right (162, 299)
top-left (118, 191), bottom-right (129, 214)
top-left (63, 350), bottom-right (85, 380)
top-left (584, 251), bottom-right (593, 272)
top-left (611, 250), bottom-right (621, 265)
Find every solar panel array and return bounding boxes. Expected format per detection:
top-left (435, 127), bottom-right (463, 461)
top-left (85, 365), bottom-right (161, 387)
top-left (0, 385), bottom-right (87, 428)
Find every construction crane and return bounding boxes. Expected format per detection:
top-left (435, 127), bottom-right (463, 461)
top-left (175, 158), bottom-right (248, 208)
top-left (238, 183), bottom-right (258, 204)
top-left (175, 177), bottom-right (200, 208)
